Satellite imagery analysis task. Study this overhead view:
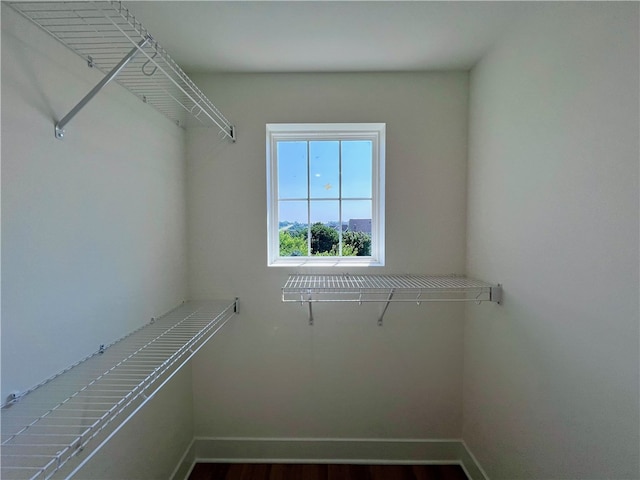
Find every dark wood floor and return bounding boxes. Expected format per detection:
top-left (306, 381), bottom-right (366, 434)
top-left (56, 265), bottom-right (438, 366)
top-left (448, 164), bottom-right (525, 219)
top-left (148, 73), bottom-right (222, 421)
top-left (189, 463), bottom-right (469, 480)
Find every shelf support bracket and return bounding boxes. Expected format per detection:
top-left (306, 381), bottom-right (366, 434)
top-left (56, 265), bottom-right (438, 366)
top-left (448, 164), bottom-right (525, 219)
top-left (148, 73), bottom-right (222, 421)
top-left (491, 284), bottom-right (503, 304)
top-left (378, 289), bottom-right (395, 326)
top-left (308, 291), bottom-right (314, 326)
top-left (55, 35), bottom-right (151, 140)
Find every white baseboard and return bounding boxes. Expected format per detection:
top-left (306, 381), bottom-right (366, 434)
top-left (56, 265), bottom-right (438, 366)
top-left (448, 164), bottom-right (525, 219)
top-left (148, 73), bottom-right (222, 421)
top-left (460, 440), bottom-right (491, 480)
top-left (170, 438), bottom-right (196, 480)
top-left (172, 437), bottom-right (488, 480)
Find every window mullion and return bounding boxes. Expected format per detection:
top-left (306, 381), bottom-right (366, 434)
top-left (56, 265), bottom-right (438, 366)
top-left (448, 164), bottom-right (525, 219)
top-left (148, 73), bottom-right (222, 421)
top-left (338, 140), bottom-right (343, 257)
top-left (306, 141), bottom-right (311, 257)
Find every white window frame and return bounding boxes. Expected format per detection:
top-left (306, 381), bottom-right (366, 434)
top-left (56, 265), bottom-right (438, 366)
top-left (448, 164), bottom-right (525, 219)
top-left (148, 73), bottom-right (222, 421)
top-left (267, 123), bottom-right (385, 267)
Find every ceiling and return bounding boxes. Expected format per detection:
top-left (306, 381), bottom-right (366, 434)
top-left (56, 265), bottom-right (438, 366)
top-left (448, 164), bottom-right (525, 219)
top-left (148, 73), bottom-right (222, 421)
top-left (127, 1), bottom-right (537, 73)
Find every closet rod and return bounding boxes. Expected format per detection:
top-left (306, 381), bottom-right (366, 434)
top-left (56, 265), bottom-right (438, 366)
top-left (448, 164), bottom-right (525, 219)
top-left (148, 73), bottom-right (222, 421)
top-left (55, 35), bottom-right (150, 139)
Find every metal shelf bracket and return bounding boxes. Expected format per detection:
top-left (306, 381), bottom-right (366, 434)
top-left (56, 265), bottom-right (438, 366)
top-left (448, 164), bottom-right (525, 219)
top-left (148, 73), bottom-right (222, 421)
top-left (490, 284), bottom-right (503, 304)
top-left (55, 36), bottom-right (151, 139)
top-left (378, 289), bottom-right (395, 326)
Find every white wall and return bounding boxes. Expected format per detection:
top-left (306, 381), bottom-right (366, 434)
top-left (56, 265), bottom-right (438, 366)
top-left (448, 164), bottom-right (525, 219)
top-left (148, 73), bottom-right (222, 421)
top-left (464, 3), bottom-right (639, 479)
top-left (1, 4), bottom-right (191, 478)
top-left (1, 4), bottom-right (188, 401)
top-left (187, 72), bottom-right (471, 441)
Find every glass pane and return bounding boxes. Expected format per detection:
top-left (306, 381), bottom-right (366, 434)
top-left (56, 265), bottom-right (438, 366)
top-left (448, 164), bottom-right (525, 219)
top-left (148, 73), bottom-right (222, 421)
top-left (309, 141), bottom-right (339, 199)
top-left (278, 141), bottom-right (307, 199)
top-left (341, 141), bottom-right (372, 199)
top-left (342, 200), bottom-right (372, 257)
top-left (310, 200), bottom-right (339, 256)
top-left (279, 201), bottom-right (308, 257)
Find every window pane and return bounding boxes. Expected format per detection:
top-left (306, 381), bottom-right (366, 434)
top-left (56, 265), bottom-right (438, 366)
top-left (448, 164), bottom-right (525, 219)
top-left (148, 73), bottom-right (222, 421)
top-left (279, 201), bottom-right (308, 257)
top-left (278, 141), bottom-right (307, 199)
top-left (310, 200), bottom-right (339, 256)
top-left (341, 141), bottom-right (372, 198)
top-left (342, 200), bottom-right (372, 256)
top-left (342, 200), bottom-right (372, 231)
top-left (309, 141), bottom-right (339, 199)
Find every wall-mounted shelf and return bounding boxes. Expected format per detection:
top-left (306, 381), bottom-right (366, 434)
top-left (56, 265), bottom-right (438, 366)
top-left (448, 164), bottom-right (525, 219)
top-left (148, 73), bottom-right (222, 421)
top-left (1, 299), bottom-right (238, 480)
top-left (8, 1), bottom-right (236, 141)
top-left (283, 274), bottom-right (501, 325)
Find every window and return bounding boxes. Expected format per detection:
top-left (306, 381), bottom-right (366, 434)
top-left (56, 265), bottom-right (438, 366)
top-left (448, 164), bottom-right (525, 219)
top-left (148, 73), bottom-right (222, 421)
top-left (267, 123), bottom-right (385, 266)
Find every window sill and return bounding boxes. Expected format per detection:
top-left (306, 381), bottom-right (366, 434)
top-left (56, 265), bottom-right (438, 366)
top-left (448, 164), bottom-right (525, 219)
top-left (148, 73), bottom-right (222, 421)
top-left (268, 257), bottom-right (384, 267)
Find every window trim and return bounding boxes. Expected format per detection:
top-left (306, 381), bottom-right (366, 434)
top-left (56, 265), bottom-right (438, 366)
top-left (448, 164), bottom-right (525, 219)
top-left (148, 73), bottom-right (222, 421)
top-left (267, 123), bottom-right (385, 267)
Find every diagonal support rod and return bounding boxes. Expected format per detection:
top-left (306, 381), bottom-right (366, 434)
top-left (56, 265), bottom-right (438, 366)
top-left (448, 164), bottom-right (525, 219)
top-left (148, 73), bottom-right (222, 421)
top-left (55, 36), bottom-right (151, 140)
top-left (378, 289), bottom-right (395, 326)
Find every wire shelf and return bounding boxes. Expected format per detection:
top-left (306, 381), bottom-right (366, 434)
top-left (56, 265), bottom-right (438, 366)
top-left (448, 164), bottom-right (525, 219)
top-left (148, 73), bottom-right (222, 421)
top-left (1, 299), bottom-right (238, 480)
top-left (283, 274), bottom-right (500, 302)
top-left (283, 274), bottom-right (501, 324)
top-left (7, 1), bottom-right (235, 140)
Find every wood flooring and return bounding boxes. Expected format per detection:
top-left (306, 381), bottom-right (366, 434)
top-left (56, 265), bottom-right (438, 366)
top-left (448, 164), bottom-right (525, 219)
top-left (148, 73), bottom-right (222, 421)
top-left (188, 463), bottom-right (469, 480)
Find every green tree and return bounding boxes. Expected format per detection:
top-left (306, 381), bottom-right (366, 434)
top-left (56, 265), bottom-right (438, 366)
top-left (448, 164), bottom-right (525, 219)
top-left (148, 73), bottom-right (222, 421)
top-left (343, 231), bottom-right (371, 256)
top-left (279, 230), bottom-right (308, 256)
top-left (340, 243), bottom-right (359, 256)
top-left (313, 243), bottom-right (359, 257)
top-left (310, 223), bottom-right (338, 255)
top-left (289, 224), bottom-right (307, 238)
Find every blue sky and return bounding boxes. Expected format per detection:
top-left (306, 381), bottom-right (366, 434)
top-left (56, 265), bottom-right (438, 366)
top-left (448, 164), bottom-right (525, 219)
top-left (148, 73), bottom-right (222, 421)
top-left (278, 140), bottom-right (373, 224)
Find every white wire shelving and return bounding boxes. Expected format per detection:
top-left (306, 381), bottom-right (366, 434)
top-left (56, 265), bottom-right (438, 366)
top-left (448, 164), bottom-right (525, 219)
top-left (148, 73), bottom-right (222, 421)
top-left (7, 1), bottom-right (236, 141)
top-left (283, 274), bottom-right (501, 325)
top-left (1, 299), bottom-right (238, 480)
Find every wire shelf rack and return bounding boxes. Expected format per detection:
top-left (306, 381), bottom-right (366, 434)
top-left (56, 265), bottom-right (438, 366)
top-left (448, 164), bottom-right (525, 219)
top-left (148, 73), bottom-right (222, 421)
top-left (283, 274), bottom-right (501, 324)
top-left (7, 1), bottom-right (235, 141)
top-left (1, 299), bottom-right (238, 480)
